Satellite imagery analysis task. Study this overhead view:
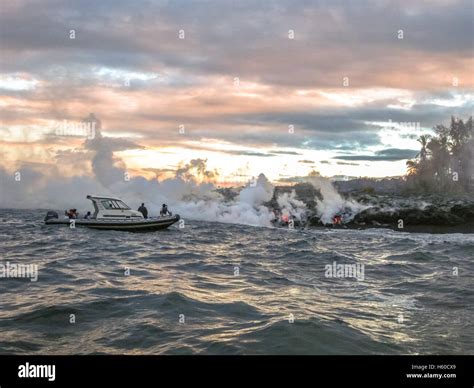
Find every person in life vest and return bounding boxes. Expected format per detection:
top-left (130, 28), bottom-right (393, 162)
top-left (65, 209), bottom-right (78, 219)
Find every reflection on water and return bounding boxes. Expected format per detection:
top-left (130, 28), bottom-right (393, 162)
top-left (0, 209), bottom-right (473, 354)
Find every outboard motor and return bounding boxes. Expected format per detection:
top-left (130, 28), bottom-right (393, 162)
top-left (44, 211), bottom-right (59, 221)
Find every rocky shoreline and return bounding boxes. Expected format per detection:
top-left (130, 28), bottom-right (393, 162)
top-left (305, 221), bottom-right (474, 234)
top-left (267, 184), bottom-right (474, 234)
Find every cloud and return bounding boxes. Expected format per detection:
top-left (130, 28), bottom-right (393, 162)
top-left (336, 161), bottom-right (359, 166)
top-left (1, 0), bottom-right (472, 89)
top-left (334, 148), bottom-right (419, 161)
top-left (1, 0), bottom-right (472, 179)
top-left (226, 150), bottom-right (275, 157)
top-left (175, 158), bottom-right (218, 180)
top-left (270, 150), bottom-right (302, 155)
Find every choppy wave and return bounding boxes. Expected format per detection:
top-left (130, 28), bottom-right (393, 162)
top-left (0, 209), bottom-right (473, 354)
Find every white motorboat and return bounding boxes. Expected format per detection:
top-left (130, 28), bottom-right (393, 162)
top-left (44, 195), bottom-right (180, 232)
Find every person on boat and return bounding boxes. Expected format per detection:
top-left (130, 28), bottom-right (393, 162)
top-left (84, 211), bottom-right (92, 219)
top-left (138, 203), bottom-right (148, 219)
top-left (160, 204), bottom-right (172, 217)
top-left (65, 209), bottom-right (77, 219)
top-left (160, 203), bottom-right (173, 217)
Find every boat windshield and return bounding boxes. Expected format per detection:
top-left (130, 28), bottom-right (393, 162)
top-left (101, 200), bottom-right (131, 210)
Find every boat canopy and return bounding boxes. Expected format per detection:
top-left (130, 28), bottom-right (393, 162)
top-left (86, 195), bottom-right (142, 219)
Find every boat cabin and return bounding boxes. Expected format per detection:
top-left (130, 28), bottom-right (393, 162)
top-left (87, 195), bottom-right (144, 220)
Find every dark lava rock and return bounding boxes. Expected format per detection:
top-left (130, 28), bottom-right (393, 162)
top-left (450, 204), bottom-right (474, 221)
top-left (308, 215), bottom-right (322, 226)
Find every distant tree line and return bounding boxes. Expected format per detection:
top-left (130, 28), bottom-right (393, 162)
top-left (406, 116), bottom-right (473, 193)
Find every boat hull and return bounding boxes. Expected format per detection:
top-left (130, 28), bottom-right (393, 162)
top-left (45, 215), bottom-right (180, 232)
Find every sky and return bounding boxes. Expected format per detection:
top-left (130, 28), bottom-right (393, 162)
top-left (1, 0), bottom-right (473, 185)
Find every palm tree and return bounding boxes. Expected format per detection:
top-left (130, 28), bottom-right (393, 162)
top-left (416, 135), bottom-right (430, 162)
top-left (405, 116), bottom-right (472, 192)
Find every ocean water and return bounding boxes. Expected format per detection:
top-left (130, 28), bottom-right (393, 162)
top-left (0, 209), bottom-right (473, 355)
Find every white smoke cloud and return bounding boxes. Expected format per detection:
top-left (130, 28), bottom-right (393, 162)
top-left (306, 174), bottom-right (367, 224)
top-left (238, 174), bottom-right (273, 205)
top-left (0, 117), bottom-right (279, 226)
top-left (276, 190), bottom-right (307, 222)
top-left (83, 114), bottom-right (129, 186)
top-left (1, 116), bottom-right (370, 227)
top-left (175, 158), bottom-right (218, 181)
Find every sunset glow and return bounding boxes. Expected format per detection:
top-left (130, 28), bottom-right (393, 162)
top-left (1, 0), bottom-right (473, 185)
